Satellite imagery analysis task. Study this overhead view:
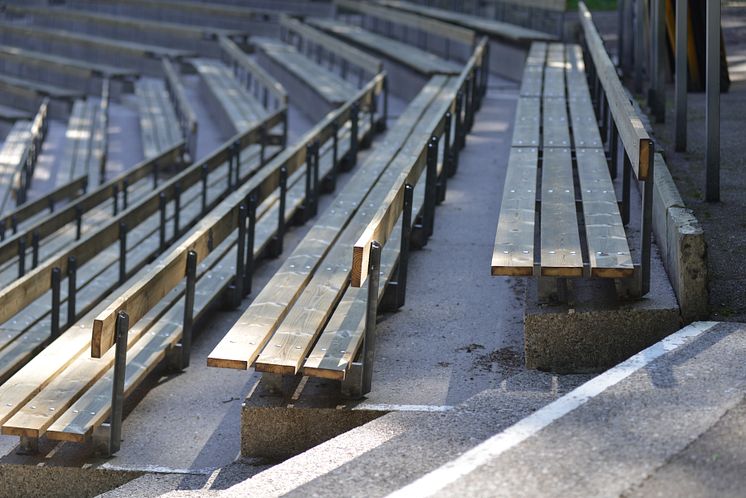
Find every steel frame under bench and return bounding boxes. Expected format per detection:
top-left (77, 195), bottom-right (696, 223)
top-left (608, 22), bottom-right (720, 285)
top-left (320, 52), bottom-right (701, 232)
top-left (0, 75), bottom-right (384, 457)
top-left (492, 35), bottom-right (653, 301)
top-left (207, 39), bottom-right (487, 401)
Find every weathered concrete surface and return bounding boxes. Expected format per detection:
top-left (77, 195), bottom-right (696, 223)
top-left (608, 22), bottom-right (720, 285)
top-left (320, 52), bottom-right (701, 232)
top-left (413, 322), bottom-right (746, 498)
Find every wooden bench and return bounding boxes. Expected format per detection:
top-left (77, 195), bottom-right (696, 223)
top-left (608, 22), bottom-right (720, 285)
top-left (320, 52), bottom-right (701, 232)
top-left (191, 58), bottom-right (269, 138)
top-left (0, 100), bottom-right (48, 213)
top-left (57, 0), bottom-right (282, 35)
top-left (380, 0), bottom-right (555, 80)
top-left (0, 21), bottom-right (193, 77)
top-left (492, 38), bottom-right (653, 298)
top-left (0, 73), bottom-right (79, 120)
top-left (307, 17), bottom-right (464, 100)
top-left (0, 111), bottom-right (287, 433)
top-left (2, 4), bottom-right (242, 59)
top-left (0, 74), bottom-right (384, 455)
top-left (218, 35), bottom-right (288, 115)
top-left (208, 41), bottom-right (487, 398)
top-left (135, 78), bottom-right (184, 162)
top-left (162, 58), bottom-right (198, 164)
top-left (252, 37), bottom-right (359, 120)
top-left (57, 96), bottom-right (107, 189)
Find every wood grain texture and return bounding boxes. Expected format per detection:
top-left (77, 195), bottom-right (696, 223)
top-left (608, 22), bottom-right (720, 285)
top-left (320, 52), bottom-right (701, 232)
top-left (491, 147), bottom-right (539, 276)
top-left (539, 147), bottom-right (583, 276)
top-left (511, 97), bottom-right (540, 147)
top-left (576, 148), bottom-right (633, 277)
top-left (542, 97), bottom-right (570, 148)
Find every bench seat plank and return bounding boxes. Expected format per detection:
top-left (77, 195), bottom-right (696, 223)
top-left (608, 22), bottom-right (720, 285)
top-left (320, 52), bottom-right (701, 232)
top-left (252, 38), bottom-right (358, 105)
top-left (568, 94), bottom-right (603, 149)
top-left (542, 43), bottom-right (566, 99)
top-left (576, 148), bottom-right (633, 277)
top-left (511, 97), bottom-right (540, 147)
top-left (539, 147), bottom-right (583, 276)
top-left (491, 147), bottom-right (538, 276)
top-left (520, 43), bottom-right (547, 98)
top-left (306, 18), bottom-right (462, 76)
top-left (542, 97), bottom-right (570, 148)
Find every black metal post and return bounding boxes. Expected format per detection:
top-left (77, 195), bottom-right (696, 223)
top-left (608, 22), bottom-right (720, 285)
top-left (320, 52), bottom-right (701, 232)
top-left (122, 180), bottom-right (129, 210)
top-left (109, 311), bottom-right (129, 455)
top-left (159, 192), bottom-right (166, 251)
top-left (271, 167), bottom-right (287, 257)
top-left (234, 204), bottom-right (247, 307)
top-left (244, 195), bottom-right (256, 296)
top-left (234, 140), bottom-right (242, 185)
top-left (312, 141), bottom-right (320, 217)
top-left (75, 206), bottom-right (82, 240)
top-left (112, 184), bottom-right (119, 216)
top-left (361, 241), bottom-right (381, 395)
top-left (622, 154), bottom-right (631, 225)
top-left (118, 222), bottom-right (127, 284)
top-left (201, 164), bottom-right (208, 214)
top-left (51, 267), bottom-right (61, 340)
top-left (173, 184), bottom-right (181, 239)
top-left (67, 255), bottom-right (77, 327)
top-left (424, 136), bottom-right (439, 237)
top-left (17, 238), bottom-right (25, 278)
top-left (31, 231), bottom-right (39, 268)
top-left (181, 250), bottom-right (197, 369)
top-left (349, 103), bottom-right (359, 168)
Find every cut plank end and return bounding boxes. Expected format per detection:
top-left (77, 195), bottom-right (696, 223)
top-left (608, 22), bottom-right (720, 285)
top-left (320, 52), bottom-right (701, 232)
top-left (254, 361), bottom-right (297, 376)
top-left (1, 426), bottom-right (38, 438)
top-left (301, 366), bottom-right (345, 381)
top-left (540, 267), bottom-right (583, 278)
top-left (491, 265), bottom-right (534, 277)
top-left (592, 267), bottom-right (635, 279)
top-left (206, 356), bottom-right (249, 370)
top-left (351, 244), bottom-right (365, 288)
top-left (90, 319), bottom-right (104, 359)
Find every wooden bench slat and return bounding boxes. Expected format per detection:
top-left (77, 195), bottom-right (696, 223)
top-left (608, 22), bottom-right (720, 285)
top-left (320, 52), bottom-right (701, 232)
top-left (511, 97), bottom-right (540, 147)
top-left (542, 97), bottom-right (570, 148)
top-left (491, 147), bottom-right (538, 276)
top-left (568, 93), bottom-right (603, 149)
top-left (542, 43), bottom-right (566, 98)
top-left (539, 147), bottom-right (583, 276)
top-left (576, 148), bottom-right (633, 277)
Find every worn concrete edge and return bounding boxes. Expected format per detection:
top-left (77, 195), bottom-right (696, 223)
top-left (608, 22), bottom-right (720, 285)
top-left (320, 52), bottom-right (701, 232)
top-left (386, 320), bottom-right (720, 498)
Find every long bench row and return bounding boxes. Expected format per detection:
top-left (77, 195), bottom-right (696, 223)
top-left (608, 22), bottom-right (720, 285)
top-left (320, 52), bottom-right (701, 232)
top-left (135, 78), bottom-right (184, 161)
top-left (208, 39), bottom-right (487, 396)
top-left (0, 100), bottom-right (49, 212)
top-left (0, 72), bottom-right (385, 455)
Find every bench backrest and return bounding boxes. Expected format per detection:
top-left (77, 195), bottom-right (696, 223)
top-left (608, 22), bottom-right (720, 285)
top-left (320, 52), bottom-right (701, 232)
top-left (334, 0), bottom-right (476, 46)
top-left (351, 38), bottom-right (488, 286)
top-left (578, 2), bottom-right (652, 180)
top-left (279, 16), bottom-right (384, 77)
top-left (89, 73), bottom-right (386, 357)
top-left (218, 35), bottom-right (288, 111)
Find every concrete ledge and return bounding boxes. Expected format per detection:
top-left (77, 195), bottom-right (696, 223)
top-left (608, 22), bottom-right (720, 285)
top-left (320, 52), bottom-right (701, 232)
top-left (524, 246), bottom-right (681, 373)
top-left (241, 376), bottom-right (389, 460)
top-left (652, 153), bottom-right (709, 321)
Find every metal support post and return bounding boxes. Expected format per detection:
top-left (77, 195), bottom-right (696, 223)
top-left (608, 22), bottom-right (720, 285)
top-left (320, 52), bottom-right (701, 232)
top-left (17, 238), bottom-right (25, 278)
top-left (122, 180), bottom-right (128, 210)
top-left (67, 255), bottom-right (77, 327)
top-left (349, 103), bottom-right (359, 168)
top-left (201, 164), bottom-right (208, 214)
top-left (173, 184), bottom-right (181, 239)
top-left (361, 241), bottom-right (381, 395)
top-left (705, 0), bottom-right (721, 202)
top-left (159, 192), bottom-right (166, 250)
top-left (117, 222), bottom-right (127, 284)
top-left (639, 147), bottom-right (654, 296)
top-left (610, 121), bottom-right (619, 179)
top-left (234, 204), bottom-right (247, 307)
top-left (51, 267), bottom-right (61, 339)
top-left (108, 311), bottom-right (129, 455)
top-left (31, 231), bottom-right (39, 268)
top-left (674, 0), bottom-right (688, 151)
top-left (424, 136), bottom-right (439, 237)
top-left (382, 184), bottom-right (413, 311)
top-left (180, 250), bottom-right (197, 369)
top-left (270, 167), bottom-right (287, 257)
top-left (438, 114), bottom-right (452, 202)
top-left (75, 205), bottom-right (82, 240)
top-left (622, 154), bottom-right (631, 225)
top-left (244, 195), bottom-right (256, 296)
top-left (634, 0), bottom-right (644, 93)
top-left (312, 141), bottom-right (320, 217)
top-left (112, 184), bottom-right (119, 216)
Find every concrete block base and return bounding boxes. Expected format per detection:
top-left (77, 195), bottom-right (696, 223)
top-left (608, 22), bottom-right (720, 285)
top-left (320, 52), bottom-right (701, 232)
top-left (241, 375), bottom-right (389, 461)
top-left (524, 248), bottom-right (681, 373)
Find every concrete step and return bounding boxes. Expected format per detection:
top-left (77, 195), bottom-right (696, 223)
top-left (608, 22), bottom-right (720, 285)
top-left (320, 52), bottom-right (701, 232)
top-left (386, 321), bottom-right (746, 497)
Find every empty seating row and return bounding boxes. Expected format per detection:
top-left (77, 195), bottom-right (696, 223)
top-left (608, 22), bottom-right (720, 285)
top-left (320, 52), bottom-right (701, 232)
top-left (492, 25), bottom-right (653, 300)
top-left (0, 100), bottom-right (48, 213)
top-left (0, 108), bottom-right (286, 414)
top-left (208, 40), bottom-right (488, 397)
top-left (162, 58), bottom-right (198, 163)
top-left (0, 74), bottom-right (384, 454)
top-left (307, 17), bottom-right (463, 100)
top-left (135, 78), bottom-right (184, 161)
top-left (191, 58), bottom-right (268, 138)
top-left (0, 43), bottom-right (135, 99)
top-left (2, 4), bottom-right (242, 59)
top-left (57, 94), bottom-right (107, 189)
top-left (252, 36), bottom-right (358, 120)
top-left (0, 20), bottom-right (192, 77)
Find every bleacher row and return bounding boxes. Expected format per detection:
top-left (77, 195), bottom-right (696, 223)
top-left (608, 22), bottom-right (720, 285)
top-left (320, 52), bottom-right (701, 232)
top-left (0, 0), bottom-right (636, 463)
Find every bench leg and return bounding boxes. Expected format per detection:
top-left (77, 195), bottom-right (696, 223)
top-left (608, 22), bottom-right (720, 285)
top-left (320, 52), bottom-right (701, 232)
top-left (16, 436), bottom-right (39, 455)
top-left (341, 362), bottom-right (364, 399)
top-left (538, 277), bottom-right (569, 305)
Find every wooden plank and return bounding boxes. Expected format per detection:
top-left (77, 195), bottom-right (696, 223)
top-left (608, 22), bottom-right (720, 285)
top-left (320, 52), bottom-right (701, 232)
top-left (578, 2), bottom-right (652, 180)
top-left (539, 147), bottom-right (583, 276)
top-left (380, 0), bottom-right (556, 44)
top-left (491, 147), bottom-right (538, 276)
top-left (307, 18), bottom-right (462, 76)
top-left (576, 148), bottom-right (633, 277)
top-left (568, 92), bottom-right (603, 149)
top-left (485, 0), bottom-right (567, 12)
top-left (542, 97), bottom-right (570, 148)
top-left (511, 98), bottom-right (540, 147)
top-left (334, 0), bottom-right (476, 45)
top-left (218, 36), bottom-right (287, 106)
top-left (279, 16), bottom-right (383, 76)
top-left (207, 77), bottom-right (448, 370)
top-left (542, 43), bottom-right (566, 98)
top-left (0, 43), bottom-right (135, 80)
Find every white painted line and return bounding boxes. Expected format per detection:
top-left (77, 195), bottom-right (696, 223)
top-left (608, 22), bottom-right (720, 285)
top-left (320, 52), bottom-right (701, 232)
top-left (388, 321), bottom-right (719, 498)
top-left (355, 404), bottom-right (454, 413)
